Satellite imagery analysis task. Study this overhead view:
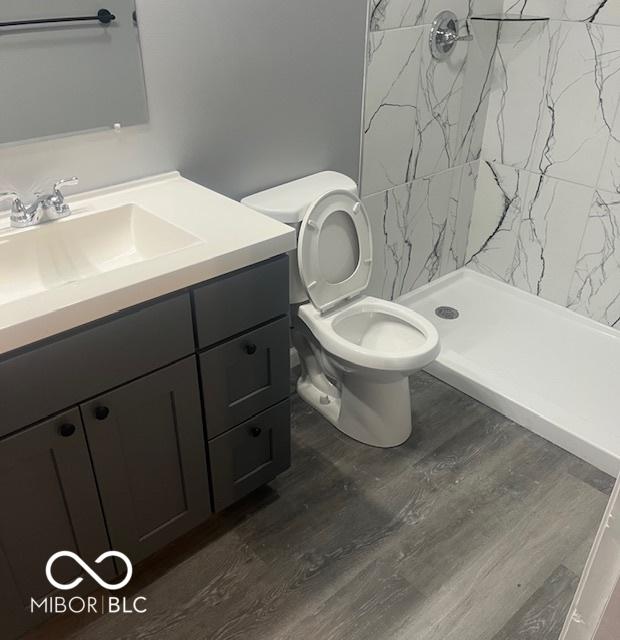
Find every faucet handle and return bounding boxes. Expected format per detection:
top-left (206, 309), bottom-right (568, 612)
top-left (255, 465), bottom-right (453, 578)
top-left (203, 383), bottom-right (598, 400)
top-left (0, 191), bottom-right (23, 213)
top-left (53, 177), bottom-right (79, 197)
top-left (45, 178), bottom-right (79, 219)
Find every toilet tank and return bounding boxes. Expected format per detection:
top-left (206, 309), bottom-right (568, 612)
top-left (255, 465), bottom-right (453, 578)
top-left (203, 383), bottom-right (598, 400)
top-left (241, 172), bottom-right (359, 304)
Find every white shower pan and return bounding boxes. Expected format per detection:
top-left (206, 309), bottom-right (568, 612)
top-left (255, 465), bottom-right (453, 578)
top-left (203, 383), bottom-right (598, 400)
top-left (400, 269), bottom-right (620, 476)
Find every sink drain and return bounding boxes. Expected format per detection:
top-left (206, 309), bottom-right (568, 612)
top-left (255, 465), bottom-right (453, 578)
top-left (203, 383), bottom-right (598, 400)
top-left (435, 306), bottom-right (459, 320)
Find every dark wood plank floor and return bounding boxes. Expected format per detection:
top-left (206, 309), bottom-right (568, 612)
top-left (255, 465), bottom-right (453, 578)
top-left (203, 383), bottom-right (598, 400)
top-left (28, 372), bottom-right (614, 640)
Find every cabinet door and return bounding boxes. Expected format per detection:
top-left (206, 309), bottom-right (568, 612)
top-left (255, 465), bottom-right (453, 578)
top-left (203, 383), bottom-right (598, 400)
top-left (81, 357), bottom-right (211, 563)
top-left (0, 409), bottom-right (112, 638)
top-left (200, 317), bottom-right (290, 439)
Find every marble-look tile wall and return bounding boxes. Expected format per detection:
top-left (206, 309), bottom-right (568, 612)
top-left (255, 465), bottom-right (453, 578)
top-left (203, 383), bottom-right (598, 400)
top-left (361, 0), bottom-right (502, 299)
top-left (466, 0), bottom-right (620, 331)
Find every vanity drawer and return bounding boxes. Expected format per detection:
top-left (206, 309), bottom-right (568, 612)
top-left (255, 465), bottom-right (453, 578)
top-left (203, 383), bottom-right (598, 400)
top-left (209, 399), bottom-right (291, 511)
top-left (0, 293), bottom-right (194, 438)
top-left (200, 316), bottom-right (289, 439)
top-left (192, 255), bottom-right (289, 348)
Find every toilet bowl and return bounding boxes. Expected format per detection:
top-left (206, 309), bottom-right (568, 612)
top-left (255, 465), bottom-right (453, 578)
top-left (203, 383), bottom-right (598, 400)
top-left (242, 172), bottom-right (440, 447)
top-left (296, 297), bottom-right (439, 446)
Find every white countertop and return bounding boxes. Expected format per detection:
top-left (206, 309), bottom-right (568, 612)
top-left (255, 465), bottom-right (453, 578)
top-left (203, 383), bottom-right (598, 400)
top-left (0, 172), bottom-right (296, 355)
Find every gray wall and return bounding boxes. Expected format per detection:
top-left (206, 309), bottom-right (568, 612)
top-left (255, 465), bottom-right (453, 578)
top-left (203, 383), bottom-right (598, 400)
top-left (0, 0), bottom-right (368, 200)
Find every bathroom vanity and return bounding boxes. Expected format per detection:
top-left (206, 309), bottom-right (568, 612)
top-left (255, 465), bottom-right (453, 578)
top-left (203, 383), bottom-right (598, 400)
top-left (0, 173), bottom-right (295, 637)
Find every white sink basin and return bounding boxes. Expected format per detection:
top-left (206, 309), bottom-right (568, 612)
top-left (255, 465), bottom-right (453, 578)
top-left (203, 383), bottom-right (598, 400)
top-left (0, 204), bottom-right (201, 305)
top-left (0, 172), bottom-right (296, 357)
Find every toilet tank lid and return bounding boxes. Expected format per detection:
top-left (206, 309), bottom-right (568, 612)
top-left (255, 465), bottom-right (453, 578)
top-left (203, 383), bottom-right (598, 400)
top-left (241, 172), bottom-right (358, 224)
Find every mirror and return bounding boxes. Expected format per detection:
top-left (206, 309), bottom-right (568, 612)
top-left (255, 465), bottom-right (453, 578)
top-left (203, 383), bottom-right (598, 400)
top-left (0, 1), bottom-right (148, 145)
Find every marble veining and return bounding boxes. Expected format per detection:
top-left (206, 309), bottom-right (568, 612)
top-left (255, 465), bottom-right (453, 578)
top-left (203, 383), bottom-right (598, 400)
top-left (368, 0), bottom-right (505, 32)
top-left (511, 173), bottom-right (593, 305)
top-left (361, 0), bottom-right (620, 326)
top-left (367, 0), bottom-right (620, 33)
top-left (455, 20), bottom-right (501, 165)
top-left (368, 0), bottom-right (427, 31)
top-left (360, 0), bottom-right (620, 325)
top-left (505, 0), bottom-right (620, 25)
top-left (414, 27), bottom-right (469, 179)
top-left (440, 162), bottom-right (478, 275)
top-left (465, 161), bottom-right (524, 283)
top-left (364, 170), bottom-right (455, 299)
top-left (362, 27), bottom-right (424, 197)
top-left (483, 20), bottom-right (620, 188)
top-left (361, 22), bottom-right (470, 196)
top-left (467, 2), bottom-right (620, 329)
top-left (598, 82), bottom-right (620, 194)
top-left (568, 192), bottom-right (620, 327)
top-left (361, 0), bottom-right (503, 302)
top-left (566, 1), bottom-right (620, 26)
top-left (466, 162), bottom-right (594, 306)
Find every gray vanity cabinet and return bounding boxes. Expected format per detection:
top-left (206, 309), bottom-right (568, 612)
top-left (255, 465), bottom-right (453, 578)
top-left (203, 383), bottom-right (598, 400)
top-left (194, 255), bottom-right (292, 511)
top-left (0, 409), bottom-right (113, 638)
top-left (0, 255), bottom-right (291, 639)
top-left (81, 357), bottom-right (211, 564)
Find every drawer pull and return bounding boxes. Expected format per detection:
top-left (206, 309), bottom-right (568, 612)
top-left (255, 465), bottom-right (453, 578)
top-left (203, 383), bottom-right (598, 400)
top-left (250, 426), bottom-right (262, 438)
top-left (95, 406), bottom-right (110, 421)
top-left (59, 423), bottom-right (76, 437)
top-left (244, 343), bottom-right (257, 355)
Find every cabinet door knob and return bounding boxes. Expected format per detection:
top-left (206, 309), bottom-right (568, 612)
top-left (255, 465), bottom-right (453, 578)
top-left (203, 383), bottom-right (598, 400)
top-left (59, 423), bottom-right (76, 437)
top-left (250, 426), bottom-right (262, 437)
top-left (244, 343), bottom-right (257, 355)
top-left (94, 406), bottom-right (110, 421)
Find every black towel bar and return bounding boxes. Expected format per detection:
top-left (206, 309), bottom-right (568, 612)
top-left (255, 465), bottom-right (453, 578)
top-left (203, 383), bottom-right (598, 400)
top-left (0, 8), bottom-right (116, 29)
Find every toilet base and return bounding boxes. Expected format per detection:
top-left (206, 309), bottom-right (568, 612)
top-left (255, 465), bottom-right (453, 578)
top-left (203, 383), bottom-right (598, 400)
top-left (338, 372), bottom-right (412, 447)
top-left (297, 371), bottom-right (413, 448)
top-left (297, 377), bottom-right (341, 426)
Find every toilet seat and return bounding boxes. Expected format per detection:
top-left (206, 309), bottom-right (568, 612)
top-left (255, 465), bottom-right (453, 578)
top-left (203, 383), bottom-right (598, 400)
top-left (298, 190), bottom-right (372, 313)
top-left (298, 296), bottom-right (440, 372)
top-left (297, 188), bottom-right (439, 373)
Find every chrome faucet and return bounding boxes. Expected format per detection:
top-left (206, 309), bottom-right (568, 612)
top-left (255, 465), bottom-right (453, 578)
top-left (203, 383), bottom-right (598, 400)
top-left (0, 177), bottom-right (79, 228)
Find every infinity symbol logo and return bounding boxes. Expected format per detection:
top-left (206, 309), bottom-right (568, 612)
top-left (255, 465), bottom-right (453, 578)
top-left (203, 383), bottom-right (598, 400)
top-left (46, 551), bottom-right (133, 591)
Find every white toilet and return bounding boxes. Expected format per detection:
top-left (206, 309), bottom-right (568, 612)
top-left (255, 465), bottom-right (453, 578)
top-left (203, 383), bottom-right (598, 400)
top-left (242, 172), bottom-right (440, 447)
